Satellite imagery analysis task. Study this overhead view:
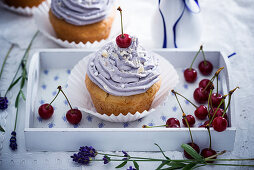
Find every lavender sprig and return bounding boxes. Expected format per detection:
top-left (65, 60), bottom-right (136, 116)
top-left (0, 44), bottom-right (14, 132)
top-left (8, 30), bottom-right (39, 150)
top-left (71, 144), bottom-right (254, 169)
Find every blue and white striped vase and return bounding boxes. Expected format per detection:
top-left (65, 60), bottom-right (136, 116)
top-left (152, 0), bottom-right (202, 48)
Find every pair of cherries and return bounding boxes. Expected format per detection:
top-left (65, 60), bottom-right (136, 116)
top-left (184, 45), bottom-right (213, 83)
top-left (38, 86), bottom-right (82, 125)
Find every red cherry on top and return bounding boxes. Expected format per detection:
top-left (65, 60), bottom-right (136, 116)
top-left (211, 93), bottom-right (223, 107)
top-left (199, 79), bottom-right (213, 92)
top-left (198, 61), bottom-right (213, 76)
top-left (182, 115), bottom-right (195, 127)
top-left (194, 105), bottom-right (208, 120)
top-left (116, 34), bottom-right (132, 48)
top-left (166, 118), bottom-right (180, 128)
top-left (193, 87), bottom-right (209, 104)
top-left (38, 103), bottom-right (54, 119)
top-left (184, 68), bottom-right (197, 83)
top-left (184, 143), bottom-right (200, 159)
top-left (201, 148), bottom-right (217, 162)
top-left (212, 116), bottom-right (228, 132)
top-left (66, 109), bottom-right (82, 125)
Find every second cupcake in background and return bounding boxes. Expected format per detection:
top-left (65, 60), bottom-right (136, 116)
top-left (5, 0), bottom-right (46, 8)
top-left (49, 0), bottom-right (115, 44)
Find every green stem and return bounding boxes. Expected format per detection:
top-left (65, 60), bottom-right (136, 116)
top-left (207, 89), bottom-right (213, 119)
top-left (174, 93), bottom-right (184, 114)
top-left (222, 95), bottom-right (231, 118)
top-left (205, 163), bottom-right (254, 167)
top-left (205, 158), bottom-right (254, 161)
top-left (189, 47), bottom-right (201, 70)
top-left (0, 44), bottom-right (14, 80)
top-left (207, 127), bottom-right (212, 149)
top-left (4, 31), bottom-right (39, 97)
top-left (209, 99), bottom-right (225, 125)
top-left (172, 90), bottom-right (197, 108)
top-left (59, 86), bottom-right (73, 110)
top-left (46, 89), bottom-right (61, 109)
top-left (143, 125), bottom-right (167, 128)
top-left (216, 75), bottom-right (219, 95)
top-left (14, 105), bottom-right (19, 131)
top-left (201, 47), bottom-right (207, 65)
top-left (184, 115), bottom-right (194, 145)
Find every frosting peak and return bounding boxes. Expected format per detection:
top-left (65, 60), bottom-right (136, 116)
top-left (87, 37), bottom-right (160, 96)
top-left (51, 0), bottom-right (114, 26)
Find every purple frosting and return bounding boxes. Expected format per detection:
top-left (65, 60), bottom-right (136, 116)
top-left (51, 0), bottom-right (114, 26)
top-left (87, 37), bottom-right (160, 96)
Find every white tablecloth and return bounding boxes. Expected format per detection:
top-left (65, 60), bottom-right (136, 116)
top-left (0, 0), bottom-right (254, 169)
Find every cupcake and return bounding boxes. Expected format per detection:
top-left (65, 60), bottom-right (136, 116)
top-left (49, 0), bottom-right (115, 44)
top-left (85, 36), bottom-right (161, 116)
top-left (5, 0), bottom-right (45, 8)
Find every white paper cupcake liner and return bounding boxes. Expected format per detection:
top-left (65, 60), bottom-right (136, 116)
top-left (33, 2), bottom-right (123, 49)
top-left (67, 53), bottom-right (179, 122)
top-left (0, 0), bottom-right (49, 16)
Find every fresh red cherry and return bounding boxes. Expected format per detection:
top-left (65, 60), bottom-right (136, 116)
top-left (66, 109), bottom-right (82, 125)
top-left (201, 148), bottom-right (217, 162)
top-left (116, 7), bottom-right (131, 48)
top-left (193, 87), bottom-right (209, 104)
top-left (116, 34), bottom-right (132, 48)
top-left (198, 61), bottom-right (213, 76)
top-left (57, 86), bottom-right (83, 125)
top-left (198, 45), bottom-right (213, 75)
top-left (38, 104), bottom-right (54, 119)
top-left (212, 116), bottom-right (228, 132)
top-left (182, 115), bottom-right (195, 127)
top-left (184, 143), bottom-right (200, 159)
top-left (184, 68), bottom-right (197, 83)
top-left (194, 105), bottom-right (208, 120)
top-left (211, 93), bottom-right (223, 107)
top-left (166, 118), bottom-right (180, 128)
top-left (209, 108), bottom-right (227, 120)
top-left (199, 79), bottom-right (213, 92)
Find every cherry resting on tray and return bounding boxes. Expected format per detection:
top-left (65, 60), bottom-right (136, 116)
top-left (193, 87), bottom-right (209, 104)
top-left (211, 93), bottom-right (223, 107)
top-left (116, 7), bottom-right (131, 48)
top-left (199, 79), bottom-right (213, 92)
top-left (172, 90), bottom-right (208, 120)
top-left (198, 45), bottom-right (213, 75)
top-left (38, 87), bottom-right (61, 119)
top-left (58, 86), bottom-right (82, 125)
top-left (213, 116), bottom-right (227, 132)
top-left (166, 118), bottom-right (180, 128)
top-left (184, 46), bottom-right (203, 83)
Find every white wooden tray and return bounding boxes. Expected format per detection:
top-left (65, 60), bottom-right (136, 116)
top-left (25, 49), bottom-right (235, 152)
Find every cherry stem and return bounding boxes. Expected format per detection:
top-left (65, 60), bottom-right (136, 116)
top-left (183, 114), bottom-right (194, 145)
top-left (142, 125), bottom-right (167, 128)
top-left (46, 88), bottom-right (61, 109)
top-left (207, 89), bottom-right (213, 119)
top-left (117, 7), bottom-right (124, 38)
top-left (206, 126), bottom-right (212, 149)
top-left (222, 87), bottom-right (239, 117)
top-left (209, 98), bottom-right (225, 125)
top-left (189, 46), bottom-right (201, 70)
top-left (172, 90), bottom-right (197, 108)
top-left (58, 86), bottom-right (73, 110)
top-left (216, 75), bottom-right (219, 95)
top-left (173, 93), bottom-right (184, 114)
top-left (201, 46), bottom-right (207, 65)
top-left (206, 150), bottom-right (226, 160)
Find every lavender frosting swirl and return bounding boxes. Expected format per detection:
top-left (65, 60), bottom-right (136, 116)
top-left (51, 0), bottom-right (114, 26)
top-left (87, 37), bottom-right (160, 96)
